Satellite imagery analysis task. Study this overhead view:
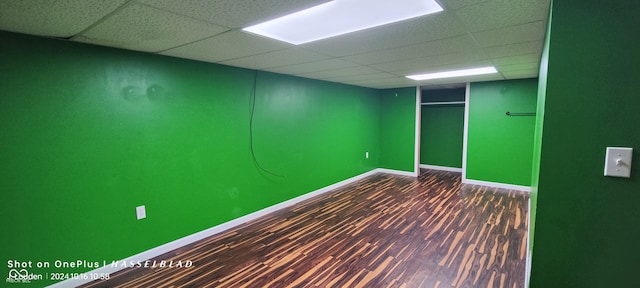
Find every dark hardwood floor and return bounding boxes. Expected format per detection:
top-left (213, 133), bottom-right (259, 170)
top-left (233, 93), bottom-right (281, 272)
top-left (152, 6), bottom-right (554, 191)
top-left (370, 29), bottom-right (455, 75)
top-left (80, 169), bottom-right (529, 288)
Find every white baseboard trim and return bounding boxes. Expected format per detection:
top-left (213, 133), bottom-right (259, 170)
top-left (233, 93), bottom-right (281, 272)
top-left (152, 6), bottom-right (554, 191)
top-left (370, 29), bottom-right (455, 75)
top-left (462, 178), bottom-right (532, 192)
top-left (48, 168), bottom-right (382, 288)
top-left (419, 164), bottom-right (463, 173)
top-left (375, 168), bottom-right (417, 177)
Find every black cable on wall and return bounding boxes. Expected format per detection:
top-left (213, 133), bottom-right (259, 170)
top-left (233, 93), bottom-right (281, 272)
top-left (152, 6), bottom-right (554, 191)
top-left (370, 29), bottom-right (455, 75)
top-left (249, 70), bottom-right (285, 178)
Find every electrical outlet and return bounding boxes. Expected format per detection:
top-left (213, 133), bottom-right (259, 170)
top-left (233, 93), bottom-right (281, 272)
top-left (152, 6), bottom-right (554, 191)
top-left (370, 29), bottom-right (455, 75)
top-left (366, 152), bottom-right (369, 159)
top-left (136, 205), bottom-right (146, 220)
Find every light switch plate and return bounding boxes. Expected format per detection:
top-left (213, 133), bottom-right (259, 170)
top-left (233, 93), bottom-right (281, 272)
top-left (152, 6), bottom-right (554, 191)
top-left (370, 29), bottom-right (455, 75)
top-left (136, 205), bottom-right (146, 220)
top-left (604, 147), bottom-right (633, 178)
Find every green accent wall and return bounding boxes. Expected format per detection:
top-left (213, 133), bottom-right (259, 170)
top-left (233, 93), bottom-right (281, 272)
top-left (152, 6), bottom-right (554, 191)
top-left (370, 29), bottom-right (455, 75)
top-left (379, 88), bottom-right (416, 173)
top-left (528, 1), bottom-right (552, 276)
top-left (530, 1), bottom-right (640, 287)
top-left (420, 88), bottom-right (465, 168)
top-left (466, 79), bottom-right (538, 186)
top-left (0, 31), bottom-right (381, 286)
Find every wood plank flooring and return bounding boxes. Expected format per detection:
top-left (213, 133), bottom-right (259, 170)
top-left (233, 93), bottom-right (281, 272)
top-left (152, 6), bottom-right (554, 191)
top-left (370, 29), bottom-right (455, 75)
top-left (80, 169), bottom-right (529, 288)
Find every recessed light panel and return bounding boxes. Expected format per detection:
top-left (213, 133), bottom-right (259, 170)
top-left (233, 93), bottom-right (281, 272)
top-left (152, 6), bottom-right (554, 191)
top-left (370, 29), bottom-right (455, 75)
top-left (406, 67), bottom-right (498, 81)
top-left (243, 0), bottom-right (443, 45)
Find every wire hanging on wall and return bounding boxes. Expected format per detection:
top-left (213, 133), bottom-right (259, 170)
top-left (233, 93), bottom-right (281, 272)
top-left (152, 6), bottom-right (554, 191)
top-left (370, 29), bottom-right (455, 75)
top-left (249, 70), bottom-right (285, 178)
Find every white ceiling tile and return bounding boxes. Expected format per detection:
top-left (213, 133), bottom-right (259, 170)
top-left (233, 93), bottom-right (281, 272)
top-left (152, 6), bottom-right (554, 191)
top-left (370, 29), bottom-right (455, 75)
top-left (371, 52), bottom-right (489, 74)
top-left (298, 66), bottom-right (384, 80)
top-left (303, 72), bottom-right (396, 84)
top-left (493, 57), bottom-right (540, 71)
top-left (334, 72), bottom-right (399, 82)
top-left (441, 0), bottom-right (493, 10)
top-left (482, 41), bottom-right (543, 58)
top-left (462, 73), bottom-right (506, 82)
top-left (264, 59), bottom-right (360, 75)
top-left (137, 0), bottom-right (331, 29)
top-left (0, 0), bottom-right (127, 37)
top-left (491, 52), bottom-right (541, 66)
top-left (349, 77), bottom-right (418, 89)
top-left (220, 47), bottom-right (330, 70)
top-left (497, 62), bottom-right (539, 72)
top-left (0, 0), bottom-right (550, 89)
top-left (343, 35), bottom-right (478, 65)
top-left (74, 3), bottom-right (228, 52)
top-left (501, 68), bottom-right (540, 79)
top-left (303, 12), bottom-right (467, 57)
top-left (454, 0), bottom-right (550, 32)
top-left (472, 21), bottom-right (546, 48)
top-left (161, 31), bottom-right (290, 63)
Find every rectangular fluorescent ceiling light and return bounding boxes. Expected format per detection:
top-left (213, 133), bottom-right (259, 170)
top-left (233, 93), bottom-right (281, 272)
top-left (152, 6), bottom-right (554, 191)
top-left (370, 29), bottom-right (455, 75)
top-left (243, 0), bottom-right (443, 45)
top-left (406, 67), bottom-right (498, 81)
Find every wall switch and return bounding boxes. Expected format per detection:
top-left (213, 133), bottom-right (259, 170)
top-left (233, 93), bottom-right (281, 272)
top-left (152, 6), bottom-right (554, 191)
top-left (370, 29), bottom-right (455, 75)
top-left (604, 147), bottom-right (633, 178)
top-left (366, 152), bottom-right (369, 159)
top-left (136, 205), bottom-right (146, 220)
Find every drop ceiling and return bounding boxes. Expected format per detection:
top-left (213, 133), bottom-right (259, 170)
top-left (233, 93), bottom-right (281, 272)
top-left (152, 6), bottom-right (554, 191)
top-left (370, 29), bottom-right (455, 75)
top-left (0, 0), bottom-right (550, 89)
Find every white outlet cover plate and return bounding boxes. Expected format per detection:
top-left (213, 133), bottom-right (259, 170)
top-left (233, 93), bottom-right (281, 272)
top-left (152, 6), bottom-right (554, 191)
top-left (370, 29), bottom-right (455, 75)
top-left (136, 205), bottom-right (146, 220)
top-left (604, 147), bottom-right (633, 178)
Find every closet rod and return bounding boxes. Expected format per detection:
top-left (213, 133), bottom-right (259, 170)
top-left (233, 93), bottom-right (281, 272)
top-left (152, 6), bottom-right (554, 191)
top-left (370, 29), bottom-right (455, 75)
top-left (506, 112), bottom-right (536, 116)
top-left (422, 101), bottom-right (465, 106)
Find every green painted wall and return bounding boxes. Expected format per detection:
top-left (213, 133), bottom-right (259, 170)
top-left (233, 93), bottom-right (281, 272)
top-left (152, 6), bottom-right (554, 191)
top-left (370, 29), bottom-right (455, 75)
top-left (530, 1), bottom-right (640, 287)
top-left (379, 88), bottom-right (416, 172)
top-left (420, 88), bottom-right (465, 168)
top-left (0, 31), bottom-right (380, 286)
top-left (528, 1), bottom-right (552, 274)
top-left (466, 79), bottom-right (538, 186)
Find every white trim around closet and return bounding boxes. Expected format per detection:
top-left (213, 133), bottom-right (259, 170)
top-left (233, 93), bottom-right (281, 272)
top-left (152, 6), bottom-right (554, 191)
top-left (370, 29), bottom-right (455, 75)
top-left (461, 82), bottom-right (470, 182)
top-left (414, 86), bottom-right (421, 177)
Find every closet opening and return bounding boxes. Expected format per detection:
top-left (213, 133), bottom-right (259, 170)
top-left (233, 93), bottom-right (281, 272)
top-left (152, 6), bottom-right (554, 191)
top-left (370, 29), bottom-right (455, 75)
top-left (418, 85), bottom-right (466, 174)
